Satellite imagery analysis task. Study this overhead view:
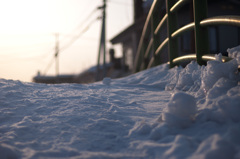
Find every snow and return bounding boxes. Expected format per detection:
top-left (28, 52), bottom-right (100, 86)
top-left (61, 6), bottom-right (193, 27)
top-left (1, 46), bottom-right (240, 159)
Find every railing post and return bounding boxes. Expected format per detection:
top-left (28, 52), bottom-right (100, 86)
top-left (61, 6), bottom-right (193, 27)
top-left (140, 39), bottom-right (148, 70)
top-left (166, 0), bottom-right (179, 68)
top-left (152, 1), bottom-right (161, 67)
top-left (193, 0), bottom-right (209, 65)
top-left (136, 39), bottom-right (147, 72)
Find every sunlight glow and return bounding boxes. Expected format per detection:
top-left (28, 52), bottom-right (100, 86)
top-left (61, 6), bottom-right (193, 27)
top-left (0, 0), bottom-right (133, 82)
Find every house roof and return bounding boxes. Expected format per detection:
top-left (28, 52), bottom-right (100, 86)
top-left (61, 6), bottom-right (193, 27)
top-left (110, 16), bottom-right (146, 44)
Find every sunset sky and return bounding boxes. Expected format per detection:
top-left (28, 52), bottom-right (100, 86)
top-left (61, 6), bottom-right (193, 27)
top-left (0, 0), bottom-right (133, 82)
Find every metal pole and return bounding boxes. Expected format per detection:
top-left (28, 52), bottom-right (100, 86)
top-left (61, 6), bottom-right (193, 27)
top-left (55, 33), bottom-right (59, 76)
top-left (152, 1), bottom-right (161, 67)
top-left (103, 0), bottom-right (106, 78)
top-left (193, 0), bottom-right (209, 65)
top-left (96, 0), bottom-right (106, 81)
top-left (166, 0), bottom-right (178, 68)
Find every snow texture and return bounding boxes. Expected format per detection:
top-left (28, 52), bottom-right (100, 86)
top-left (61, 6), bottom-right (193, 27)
top-left (0, 46), bottom-right (240, 159)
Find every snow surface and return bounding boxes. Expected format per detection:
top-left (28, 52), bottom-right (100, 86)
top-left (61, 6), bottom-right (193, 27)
top-left (1, 46), bottom-right (240, 159)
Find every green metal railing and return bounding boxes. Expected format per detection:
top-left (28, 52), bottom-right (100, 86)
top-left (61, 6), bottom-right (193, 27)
top-left (133, 0), bottom-right (240, 72)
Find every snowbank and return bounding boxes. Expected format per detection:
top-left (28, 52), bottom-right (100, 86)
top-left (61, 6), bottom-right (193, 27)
top-left (0, 46), bottom-right (240, 159)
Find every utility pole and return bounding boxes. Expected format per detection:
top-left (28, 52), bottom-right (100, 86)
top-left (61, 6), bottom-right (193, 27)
top-left (96, 0), bottom-right (107, 81)
top-left (55, 33), bottom-right (59, 76)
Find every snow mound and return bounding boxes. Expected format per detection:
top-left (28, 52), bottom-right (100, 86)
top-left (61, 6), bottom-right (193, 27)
top-left (103, 77), bottom-right (112, 85)
top-left (0, 144), bottom-right (20, 159)
top-left (227, 45), bottom-right (240, 65)
top-left (0, 46), bottom-right (240, 158)
top-left (201, 58), bottom-right (238, 93)
top-left (162, 92), bottom-right (196, 128)
top-left (191, 134), bottom-right (236, 159)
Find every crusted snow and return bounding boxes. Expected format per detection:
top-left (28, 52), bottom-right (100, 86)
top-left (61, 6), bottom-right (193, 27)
top-left (0, 46), bottom-right (240, 159)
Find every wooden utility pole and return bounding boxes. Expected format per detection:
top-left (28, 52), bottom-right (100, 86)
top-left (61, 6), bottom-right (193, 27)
top-left (134, 0), bottom-right (144, 22)
top-left (55, 33), bottom-right (59, 76)
top-left (96, 0), bottom-right (107, 81)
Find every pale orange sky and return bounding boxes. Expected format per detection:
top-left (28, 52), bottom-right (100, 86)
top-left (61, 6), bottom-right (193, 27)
top-left (0, 0), bottom-right (133, 82)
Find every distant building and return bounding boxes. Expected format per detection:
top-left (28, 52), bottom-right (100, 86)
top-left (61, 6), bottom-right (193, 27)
top-left (33, 73), bottom-right (77, 84)
top-left (110, 0), bottom-right (154, 71)
top-left (33, 50), bottom-right (130, 84)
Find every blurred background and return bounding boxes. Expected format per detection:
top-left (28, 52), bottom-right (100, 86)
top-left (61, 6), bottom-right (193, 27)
top-left (2, 0), bottom-right (238, 83)
top-left (0, 0), bottom-right (134, 82)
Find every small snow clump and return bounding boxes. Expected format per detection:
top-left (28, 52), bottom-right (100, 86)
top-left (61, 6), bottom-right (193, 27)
top-left (201, 58), bottom-right (238, 93)
top-left (103, 77), bottom-right (112, 85)
top-left (162, 92), bottom-right (197, 128)
top-left (227, 45), bottom-right (240, 65)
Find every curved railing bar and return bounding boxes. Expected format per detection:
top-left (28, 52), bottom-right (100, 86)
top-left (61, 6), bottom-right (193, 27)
top-left (172, 54), bottom-right (196, 63)
top-left (172, 54), bottom-right (232, 64)
top-left (170, 0), bottom-right (190, 13)
top-left (144, 38), bottom-right (153, 58)
top-left (140, 0), bottom-right (158, 46)
top-left (171, 22), bottom-right (195, 38)
top-left (154, 14), bottom-right (168, 35)
top-left (134, 25), bottom-right (150, 72)
top-left (134, 0), bottom-right (158, 72)
top-left (202, 54), bottom-right (232, 62)
top-left (134, 0), bottom-right (240, 73)
top-left (147, 38), bottom-right (169, 69)
top-left (147, 57), bottom-right (155, 69)
top-left (200, 16), bottom-right (240, 27)
top-left (155, 38), bottom-right (169, 55)
top-left (146, 38), bottom-right (169, 68)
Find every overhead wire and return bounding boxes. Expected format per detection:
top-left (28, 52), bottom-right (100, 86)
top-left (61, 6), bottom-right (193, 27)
top-left (60, 7), bottom-right (98, 42)
top-left (42, 4), bottom-right (101, 75)
top-left (42, 0), bottom-right (133, 76)
top-left (59, 17), bottom-right (99, 53)
top-left (43, 56), bottom-right (55, 75)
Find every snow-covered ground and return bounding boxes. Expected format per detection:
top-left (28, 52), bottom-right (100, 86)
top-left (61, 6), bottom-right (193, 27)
top-left (1, 46), bottom-right (240, 159)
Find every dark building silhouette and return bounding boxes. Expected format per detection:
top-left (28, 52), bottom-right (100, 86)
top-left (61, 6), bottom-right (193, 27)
top-left (111, 0), bottom-right (153, 71)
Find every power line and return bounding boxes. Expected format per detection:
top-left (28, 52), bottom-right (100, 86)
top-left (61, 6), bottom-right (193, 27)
top-left (41, 5), bottom-right (100, 76)
top-left (43, 56), bottom-right (55, 75)
top-left (59, 17), bottom-right (99, 53)
top-left (61, 7), bottom-right (98, 44)
top-left (42, 16), bottom-right (99, 76)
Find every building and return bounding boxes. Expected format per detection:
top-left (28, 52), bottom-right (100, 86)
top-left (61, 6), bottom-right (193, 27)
top-left (33, 51), bottom-right (130, 84)
top-left (110, 0), bottom-right (154, 71)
